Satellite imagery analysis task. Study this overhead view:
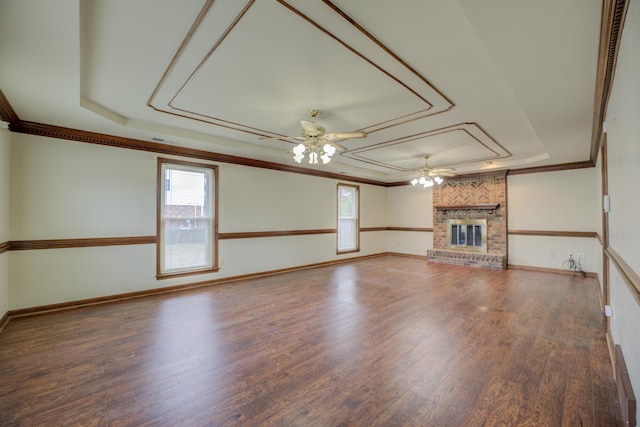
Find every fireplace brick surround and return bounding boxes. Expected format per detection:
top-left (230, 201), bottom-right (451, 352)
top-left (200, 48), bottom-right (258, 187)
top-left (427, 172), bottom-right (507, 269)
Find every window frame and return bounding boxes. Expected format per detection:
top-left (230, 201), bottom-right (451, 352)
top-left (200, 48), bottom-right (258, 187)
top-left (156, 158), bottom-right (219, 279)
top-left (337, 183), bottom-right (360, 254)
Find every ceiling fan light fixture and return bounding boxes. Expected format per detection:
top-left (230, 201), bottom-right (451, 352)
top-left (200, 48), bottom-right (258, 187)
top-left (410, 155), bottom-right (455, 189)
top-left (323, 143), bottom-right (336, 156)
top-left (293, 143), bottom-right (306, 163)
top-left (283, 109), bottom-right (366, 166)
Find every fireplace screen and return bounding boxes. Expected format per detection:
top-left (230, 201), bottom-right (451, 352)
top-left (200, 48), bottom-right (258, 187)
top-left (446, 219), bottom-right (487, 253)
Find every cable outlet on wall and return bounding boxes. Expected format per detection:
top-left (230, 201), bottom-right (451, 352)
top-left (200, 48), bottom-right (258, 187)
top-left (578, 252), bottom-right (584, 259)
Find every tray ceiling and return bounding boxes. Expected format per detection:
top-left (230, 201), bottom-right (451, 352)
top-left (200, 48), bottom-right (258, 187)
top-left (0, 0), bottom-right (602, 181)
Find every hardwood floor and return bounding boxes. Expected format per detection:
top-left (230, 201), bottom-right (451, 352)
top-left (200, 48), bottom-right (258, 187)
top-left (0, 256), bottom-right (622, 426)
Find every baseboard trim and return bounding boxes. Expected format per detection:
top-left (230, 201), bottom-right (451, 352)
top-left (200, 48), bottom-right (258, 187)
top-left (607, 330), bottom-right (616, 374)
top-left (508, 264), bottom-right (597, 278)
top-left (6, 253), bottom-right (388, 319)
top-left (615, 344), bottom-right (637, 427)
top-left (3, 254), bottom-right (606, 325)
top-left (0, 311), bottom-right (8, 333)
top-left (387, 252), bottom-right (428, 260)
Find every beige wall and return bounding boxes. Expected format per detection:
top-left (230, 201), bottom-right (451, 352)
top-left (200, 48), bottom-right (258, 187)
top-left (8, 133), bottom-right (388, 309)
top-left (605, 2), bottom-right (640, 425)
top-left (0, 127), bottom-right (10, 319)
top-left (508, 168), bottom-right (601, 271)
top-left (387, 184), bottom-right (433, 255)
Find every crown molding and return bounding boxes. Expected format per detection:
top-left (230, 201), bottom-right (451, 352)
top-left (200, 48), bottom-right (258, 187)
top-left (0, 89), bottom-right (19, 124)
top-left (590, 0), bottom-right (630, 164)
top-left (10, 120), bottom-right (387, 187)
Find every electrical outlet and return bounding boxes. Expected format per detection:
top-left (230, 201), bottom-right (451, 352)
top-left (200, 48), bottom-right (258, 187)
top-left (578, 252), bottom-right (584, 259)
top-left (549, 251), bottom-right (555, 259)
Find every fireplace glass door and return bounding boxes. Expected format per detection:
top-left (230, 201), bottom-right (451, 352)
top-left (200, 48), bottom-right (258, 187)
top-left (446, 219), bottom-right (487, 253)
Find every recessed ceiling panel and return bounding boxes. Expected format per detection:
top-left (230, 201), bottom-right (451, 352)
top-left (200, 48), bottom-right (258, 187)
top-left (148, 0), bottom-right (453, 138)
top-left (343, 123), bottom-right (510, 171)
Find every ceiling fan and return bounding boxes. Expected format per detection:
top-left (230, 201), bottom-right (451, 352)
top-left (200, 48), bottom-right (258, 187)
top-left (410, 155), bottom-right (456, 188)
top-left (262, 109), bottom-right (367, 165)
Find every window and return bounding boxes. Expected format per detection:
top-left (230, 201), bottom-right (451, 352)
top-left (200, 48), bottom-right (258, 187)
top-left (157, 159), bottom-right (217, 278)
top-left (337, 183), bottom-right (359, 253)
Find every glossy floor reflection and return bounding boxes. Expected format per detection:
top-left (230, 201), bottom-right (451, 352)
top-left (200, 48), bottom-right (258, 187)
top-left (0, 256), bottom-right (623, 425)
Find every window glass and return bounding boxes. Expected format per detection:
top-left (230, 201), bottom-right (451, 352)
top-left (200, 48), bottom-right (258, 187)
top-left (158, 160), bottom-right (217, 277)
top-left (337, 184), bottom-right (359, 253)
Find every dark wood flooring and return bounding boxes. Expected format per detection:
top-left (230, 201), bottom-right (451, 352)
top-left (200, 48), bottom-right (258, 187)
top-left (0, 256), bottom-right (623, 426)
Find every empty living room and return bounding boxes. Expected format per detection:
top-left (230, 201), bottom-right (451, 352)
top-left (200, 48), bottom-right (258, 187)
top-left (0, 0), bottom-right (638, 425)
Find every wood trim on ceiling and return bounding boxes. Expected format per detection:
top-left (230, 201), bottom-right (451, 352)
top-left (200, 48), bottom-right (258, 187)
top-left (508, 230), bottom-right (598, 238)
top-left (506, 160), bottom-right (595, 176)
top-left (0, 97), bottom-right (604, 184)
top-left (343, 123), bottom-right (511, 172)
top-left (590, 0), bottom-right (630, 164)
top-left (387, 168), bottom-right (510, 186)
top-left (606, 246), bottom-right (640, 305)
top-left (148, 0), bottom-right (454, 139)
top-left (8, 236), bottom-right (156, 251)
top-left (0, 89), bottom-right (19, 124)
top-left (10, 120), bottom-right (386, 187)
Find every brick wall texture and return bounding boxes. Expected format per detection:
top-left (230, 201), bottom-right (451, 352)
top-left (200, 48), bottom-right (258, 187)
top-left (429, 173), bottom-right (507, 269)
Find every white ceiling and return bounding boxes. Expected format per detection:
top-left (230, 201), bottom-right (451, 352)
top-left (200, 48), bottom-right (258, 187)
top-left (0, 0), bottom-right (602, 182)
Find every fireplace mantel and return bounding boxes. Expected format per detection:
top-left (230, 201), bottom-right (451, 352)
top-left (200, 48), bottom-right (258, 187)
top-left (434, 203), bottom-right (500, 214)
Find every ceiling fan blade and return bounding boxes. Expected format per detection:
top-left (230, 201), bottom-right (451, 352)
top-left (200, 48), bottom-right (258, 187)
top-left (324, 131), bottom-right (367, 141)
top-left (432, 171), bottom-right (456, 177)
top-left (329, 141), bottom-right (347, 151)
top-left (259, 135), bottom-right (305, 141)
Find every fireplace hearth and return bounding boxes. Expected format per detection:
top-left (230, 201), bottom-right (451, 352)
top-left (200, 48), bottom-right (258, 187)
top-left (427, 172), bottom-right (507, 270)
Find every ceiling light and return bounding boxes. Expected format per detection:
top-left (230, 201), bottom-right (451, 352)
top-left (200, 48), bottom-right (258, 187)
top-left (410, 155), bottom-right (453, 188)
top-left (293, 138), bottom-right (337, 165)
top-left (411, 175), bottom-right (439, 188)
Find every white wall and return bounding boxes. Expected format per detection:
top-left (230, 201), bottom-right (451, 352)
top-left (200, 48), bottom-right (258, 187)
top-left (508, 168), bottom-right (601, 272)
top-left (387, 185), bottom-right (433, 255)
top-left (0, 127), bottom-right (10, 319)
top-left (605, 2), bottom-right (640, 424)
top-left (8, 133), bottom-right (388, 309)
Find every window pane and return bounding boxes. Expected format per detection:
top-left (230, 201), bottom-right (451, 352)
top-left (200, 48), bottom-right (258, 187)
top-left (159, 161), bottom-right (216, 276)
top-left (337, 184), bottom-right (359, 252)
top-left (163, 219), bottom-right (211, 271)
top-left (164, 169), bottom-right (209, 218)
top-left (338, 187), bottom-right (356, 218)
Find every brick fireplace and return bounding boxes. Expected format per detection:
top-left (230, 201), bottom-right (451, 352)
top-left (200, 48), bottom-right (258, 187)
top-left (427, 171), bottom-right (507, 269)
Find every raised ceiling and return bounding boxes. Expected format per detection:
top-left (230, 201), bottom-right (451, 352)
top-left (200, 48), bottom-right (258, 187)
top-left (0, 0), bottom-right (602, 182)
